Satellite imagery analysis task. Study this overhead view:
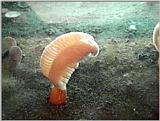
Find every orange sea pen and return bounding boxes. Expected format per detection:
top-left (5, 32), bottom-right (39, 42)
top-left (153, 22), bottom-right (160, 52)
top-left (40, 32), bottom-right (99, 105)
top-left (153, 22), bottom-right (160, 79)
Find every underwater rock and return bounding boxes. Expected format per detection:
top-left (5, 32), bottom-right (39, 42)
top-left (2, 36), bottom-right (17, 55)
top-left (5, 11), bottom-right (21, 23)
top-left (5, 11), bottom-right (21, 18)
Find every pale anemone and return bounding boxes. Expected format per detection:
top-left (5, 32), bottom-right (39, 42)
top-left (2, 36), bottom-right (17, 55)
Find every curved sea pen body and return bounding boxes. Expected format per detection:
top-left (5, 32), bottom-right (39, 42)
top-left (153, 22), bottom-right (160, 79)
top-left (40, 32), bottom-right (99, 105)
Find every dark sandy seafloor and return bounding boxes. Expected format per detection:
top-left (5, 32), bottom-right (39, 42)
top-left (2, 2), bottom-right (159, 120)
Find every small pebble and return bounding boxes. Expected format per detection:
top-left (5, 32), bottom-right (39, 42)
top-left (123, 73), bottom-right (129, 77)
top-left (128, 25), bottom-right (137, 31)
top-left (126, 80), bottom-right (133, 86)
top-left (130, 42), bottom-right (136, 47)
top-left (44, 37), bottom-right (52, 41)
